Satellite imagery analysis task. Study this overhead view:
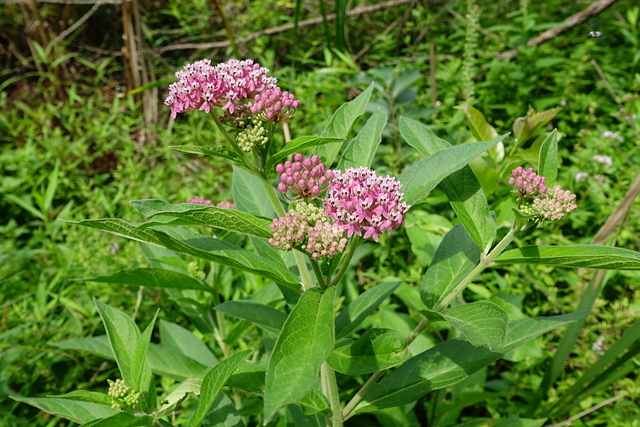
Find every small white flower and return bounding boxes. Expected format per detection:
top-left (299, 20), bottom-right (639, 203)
top-left (592, 155), bottom-right (613, 167)
top-left (591, 336), bottom-right (606, 356)
top-left (574, 172), bottom-right (589, 182)
top-left (594, 174), bottom-right (608, 184)
top-left (602, 130), bottom-right (623, 142)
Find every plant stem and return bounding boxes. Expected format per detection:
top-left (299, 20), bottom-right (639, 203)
top-left (321, 361), bottom-right (343, 426)
top-left (211, 114), bottom-right (258, 174)
top-left (342, 222), bottom-right (520, 419)
top-left (329, 237), bottom-right (360, 287)
top-left (311, 258), bottom-right (328, 289)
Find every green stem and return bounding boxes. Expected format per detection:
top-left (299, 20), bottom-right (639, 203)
top-left (329, 237), bottom-right (360, 287)
top-left (342, 221), bottom-right (521, 420)
top-left (211, 114), bottom-right (258, 174)
top-left (311, 258), bottom-right (328, 289)
top-left (321, 362), bottom-right (343, 426)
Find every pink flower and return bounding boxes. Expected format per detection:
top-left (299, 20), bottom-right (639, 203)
top-left (532, 185), bottom-right (577, 220)
top-left (508, 167), bottom-right (547, 197)
top-left (323, 167), bottom-right (410, 241)
top-left (276, 153), bottom-right (334, 199)
top-left (509, 167), bottom-right (578, 221)
top-left (187, 197), bottom-right (213, 206)
top-left (250, 87), bottom-right (301, 122)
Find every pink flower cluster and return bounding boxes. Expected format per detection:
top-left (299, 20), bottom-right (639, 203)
top-left (276, 154), bottom-right (335, 199)
top-left (508, 167), bottom-right (577, 221)
top-left (164, 59), bottom-right (300, 123)
top-left (250, 87), bottom-right (301, 122)
top-left (508, 167), bottom-right (547, 197)
top-left (187, 197), bottom-right (235, 209)
top-left (532, 186), bottom-right (577, 220)
top-left (268, 202), bottom-right (347, 260)
top-left (323, 167), bottom-right (410, 242)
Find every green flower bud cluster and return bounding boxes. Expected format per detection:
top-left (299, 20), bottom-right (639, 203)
top-left (237, 117), bottom-right (268, 151)
top-left (107, 379), bottom-right (141, 409)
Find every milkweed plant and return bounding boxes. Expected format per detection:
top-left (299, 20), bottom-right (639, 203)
top-left (15, 58), bottom-right (640, 426)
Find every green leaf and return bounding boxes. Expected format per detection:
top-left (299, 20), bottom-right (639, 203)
top-left (215, 301), bottom-right (287, 334)
top-left (201, 392), bottom-right (245, 427)
top-left (265, 136), bottom-right (345, 171)
top-left (335, 281), bottom-right (400, 340)
top-left (399, 136), bottom-right (505, 205)
top-left (316, 82), bottom-right (375, 166)
top-left (495, 245), bottom-right (640, 270)
top-left (337, 109), bottom-right (387, 170)
top-left (130, 199), bottom-right (273, 238)
top-left (327, 329), bottom-right (408, 375)
top-left (50, 391), bottom-right (114, 406)
top-left (537, 129), bottom-right (558, 188)
top-left (424, 302), bottom-right (508, 351)
top-left (79, 413), bottom-right (155, 427)
top-left (420, 224), bottom-right (480, 309)
top-left (464, 105), bottom-right (499, 142)
top-left (189, 350), bottom-right (251, 427)
top-left (228, 361), bottom-right (267, 393)
top-left (170, 145), bottom-right (240, 163)
top-left (458, 417), bottom-right (547, 427)
top-left (513, 106), bottom-right (561, 143)
top-left (159, 320), bottom-right (218, 367)
top-left (400, 118), bottom-right (495, 251)
top-left (72, 219), bottom-right (300, 289)
top-left (85, 268), bottom-right (212, 293)
top-left (231, 166), bottom-right (277, 218)
top-left (157, 374), bottom-right (204, 417)
top-left (299, 388), bottom-right (330, 414)
top-left (9, 396), bottom-right (119, 424)
top-left (353, 312), bottom-right (584, 413)
top-left (94, 299), bottom-right (156, 411)
top-left (264, 287), bottom-right (335, 422)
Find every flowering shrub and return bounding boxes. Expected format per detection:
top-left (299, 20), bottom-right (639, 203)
top-left (22, 58), bottom-right (640, 427)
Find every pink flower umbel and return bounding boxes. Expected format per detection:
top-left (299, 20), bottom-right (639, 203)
top-left (187, 197), bottom-right (214, 206)
top-left (323, 167), bottom-right (410, 242)
top-left (268, 202), bottom-right (347, 259)
top-left (509, 166), bottom-right (577, 222)
top-left (508, 167), bottom-right (547, 197)
top-left (276, 154), bottom-right (334, 199)
top-left (251, 87), bottom-right (301, 122)
top-left (164, 59), bottom-right (276, 118)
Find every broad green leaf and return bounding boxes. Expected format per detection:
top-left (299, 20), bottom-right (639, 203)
top-left (130, 199), bottom-right (272, 238)
top-left (157, 374), bottom-right (204, 417)
top-left (201, 392), bottom-right (245, 427)
top-left (316, 82), bottom-right (375, 166)
top-left (79, 413), bottom-right (155, 427)
top-left (496, 245), bottom-right (640, 270)
top-left (264, 287), bottom-right (335, 422)
top-left (215, 300), bottom-right (287, 334)
top-left (337, 109), bottom-right (387, 170)
top-left (299, 388), bottom-right (330, 414)
top-left (458, 418), bottom-right (547, 427)
top-left (265, 136), bottom-right (345, 171)
top-left (228, 361), bottom-right (267, 393)
top-left (513, 106), bottom-right (561, 143)
top-left (353, 312), bottom-right (584, 413)
top-left (170, 145), bottom-right (240, 162)
top-left (399, 136), bottom-right (505, 205)
top-left (159, 320), bottom-right (218, 367)
top-left (52, 391), bottom-right (114, 406)
top-left (231, 166), bottom-right (277, 218)
top-left (464, 105), bottom-right (499, 142)
top-left (85, 268), bottom-right (212, 293)
top-left (537, 129), bottom-right (558, 187)
top-left (9, 396), bottom-right (118, 424)
top-left (51, 336), bottom-right (207, 380)
top-left (420, 224), bottom-right (480, 309)
top-left (73, 219), bottom-right (300, 288)
top-left (335, 281), bottom-right (400, 340)
top-left (94, 299), bottom-right (156, 411)
top-left (189, 350), bottom-right (251, 427)
top-left (327, 329), bottom-right (408, 375)
top-left (424, 302), bottom-right (508, 351)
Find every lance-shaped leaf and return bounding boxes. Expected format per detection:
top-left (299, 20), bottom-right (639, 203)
top-left (265, 136), bottom-right (345, 171)
top-left (130, 199), bottom-right (272, 238)
top-left (79, 412), bottom-right (155, 426)
top-left (464, 105), bottom-right (499, 142)
top-left (495, 245), bottom-right (640, 270)
top-left (513, 106), bottom-right (562, 144)
top-left (170, 145), bottom-right (241, 163)
top-left (335, 281), bottom-right (400, 340)
top-left (337, 109), bottom-right (387, 170)
top-left (399, 136), bottom-right (505, 206)
top-left (353, 312), bottom-right (585, 413)
top-left (215, 301), bottom-right (287, 334)
top-left (85, 268), bottom-right (212, 293)
top-left (264, 287), bottom-right (335, 423)
top-left (159, 320), bottom-right (218, 367)
top-left (72, 219), bottom-right (300, 289)
top-left (94, 299), bottom-right (157, 411)
top-left (422, 301), bottom-right (508, 351)
top-left (189, 350), bottom-right (251, 427)
top-left (420, 224), bottom-right (480, 309)
top-left (328, 329), bottom-right (408, 375)
top-left (537, 129), bottom-right (558, 187)
top-left (9, 396), bottom-right (119, 425)
top-left (316, 82), bottom-right (375, 166)
top-left (400, 117), bottom-right (495, 251)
